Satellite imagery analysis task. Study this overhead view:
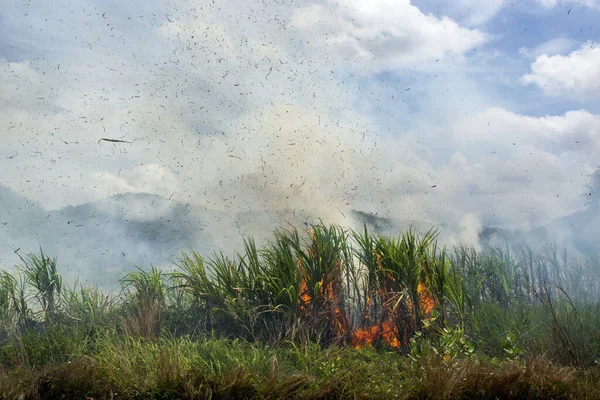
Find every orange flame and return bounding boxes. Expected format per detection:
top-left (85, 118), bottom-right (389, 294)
top-left (352, 284), bottom-right (436, 349)
top-left (418, 283), bottom-right (435, 315)
top-left (296, 239), bottom-right (436, 349)
top-left (352, 320), bottom-right (400, 349)
top-left (298, 267), bottom-right (350, 338)
top-left (299, 280), bottom-right (311, 311)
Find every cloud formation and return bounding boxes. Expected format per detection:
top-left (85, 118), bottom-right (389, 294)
top-left (521, 42), bottom-right (600, 98)
top-left (291, 0), bottom-right (487, 73)
top-left (535, 0), bottom-right (599, 9)
top-left (519, 37), bottom-right (577, 59)
top-left (452, 0), bottom-right (505, 26)
top-left (1, 0), bottom-right (600, 278)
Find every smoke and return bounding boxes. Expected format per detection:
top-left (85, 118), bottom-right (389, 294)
top-left (1, 0), bottom-right (600, 283)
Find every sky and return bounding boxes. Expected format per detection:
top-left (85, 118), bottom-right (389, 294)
top-left (1, 0), bottom-right (600, 275)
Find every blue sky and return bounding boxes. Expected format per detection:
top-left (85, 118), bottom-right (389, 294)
top-left (1, 0), bottom-right (600, 250)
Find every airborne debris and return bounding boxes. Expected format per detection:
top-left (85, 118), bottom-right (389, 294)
top-left (98, 138), bottom-right (132, 144)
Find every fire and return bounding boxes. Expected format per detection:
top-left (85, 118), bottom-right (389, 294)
top-left (352, 283), bottom-right (436, 349)
top-left (299, 279), bottom-right (311, 310)
top-left (352, 320), bottom-right (400, 349)
top-left (297, 264), bottom-right (350, 339)
top-left (418, 283), bottom-right (435, 315)
top-left (296, 228), bottom-right (437, 349)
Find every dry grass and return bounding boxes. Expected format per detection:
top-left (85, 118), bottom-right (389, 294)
top-left (1, 340), bottom-right (598, 400)
top-left (407, 356), bottom-right (599, 400)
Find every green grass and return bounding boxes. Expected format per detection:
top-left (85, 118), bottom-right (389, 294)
top-left (1, 336), bottom-right (598, 399)
top-left (0, 223), bottom-right (599, 399)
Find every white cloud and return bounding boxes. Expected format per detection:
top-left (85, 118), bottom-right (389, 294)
top-left (455, 0), bottom-right (505, 25)
top-left (535, 0), bottom-right (599, 8)
top-left (448, 107), bottom-right (600, 227)
top-left (455, 108), bottom-right (600, 153)
top-left (519, 37), bottom-right (577, 58)
top-left (409, 0), bottom-right (505, 27)
top-left (520, 42), bottom-right (600, 98)
top-left (90, 164), bottom-right (180, 201)
top-left (291, 0), bottom-right (487, 73)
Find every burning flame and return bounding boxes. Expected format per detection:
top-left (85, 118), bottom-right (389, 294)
top-left (352, 283), bottom-right (436, 349)
top-left (299, 280), bottom-right (311, 311)
top-left (295, 232), bottom-right (436, 350)
top-left (418, 283), bottom-right (435, 315)
top-left (297, 262), bottom-right (350, 337)
top-left (352, 320), bottom-right (401, 349)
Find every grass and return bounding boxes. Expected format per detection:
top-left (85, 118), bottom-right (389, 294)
top-left (0, 223), bottom-right (598, 399)
top-left (1, 338), bottom-right (598, 399)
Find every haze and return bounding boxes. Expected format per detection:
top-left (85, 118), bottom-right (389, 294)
top-left (1, 0), bottom-right (599, 284)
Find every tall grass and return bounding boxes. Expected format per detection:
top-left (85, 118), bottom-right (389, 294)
top-left (0, 224), bottom-right (599, 398)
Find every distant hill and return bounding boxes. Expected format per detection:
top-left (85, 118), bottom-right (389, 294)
top-left (478, 205), bottom-right (600, 254)
top-left (534, 204), bottom-right (600, 254)
top-left (0, 186), bottom-right (221, 285)
top-left (0, 186), bottom-right (345, 284)
top-left (3, 184), bottom-right (599, 286)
